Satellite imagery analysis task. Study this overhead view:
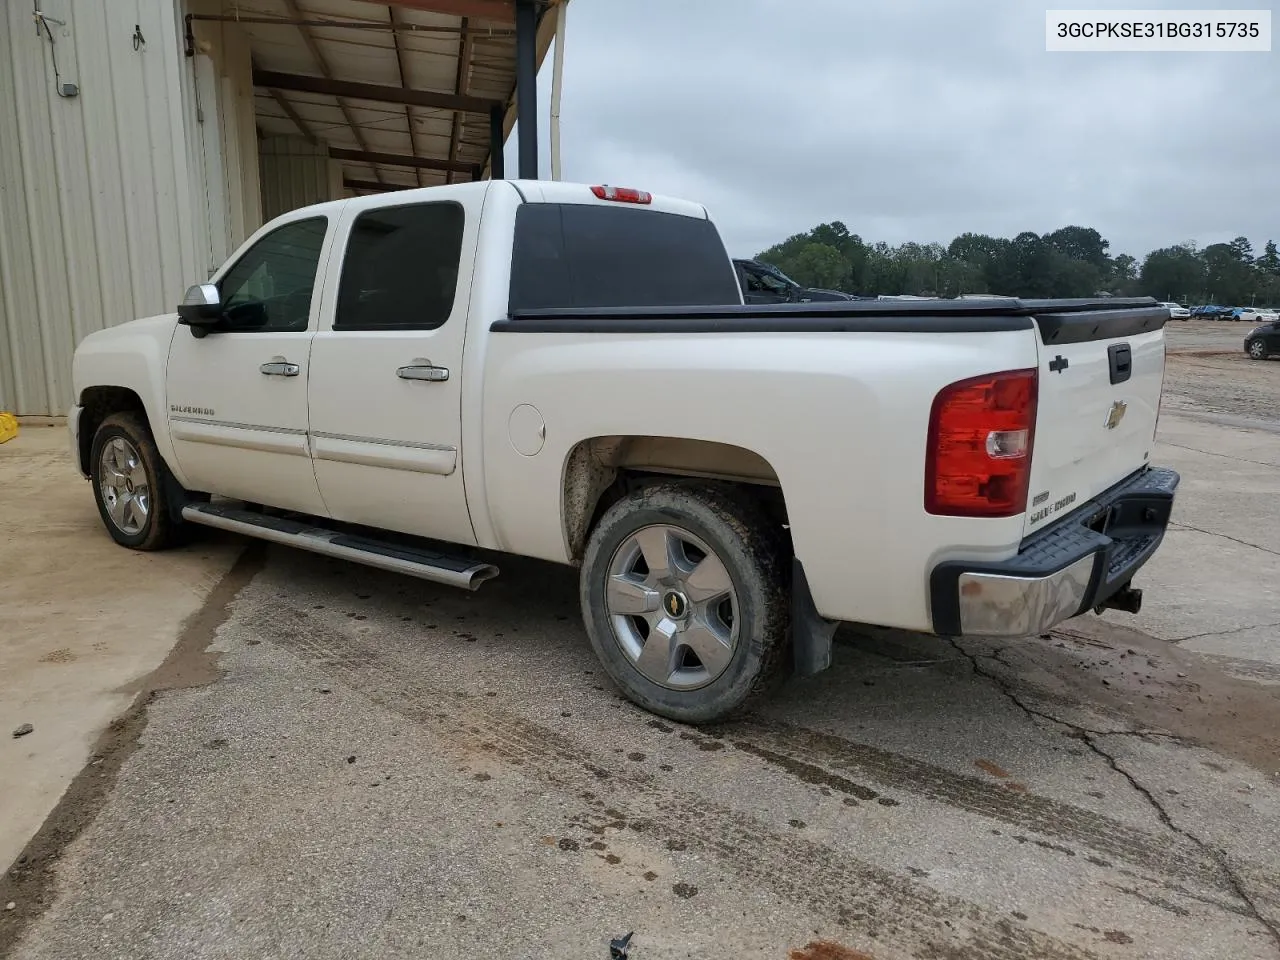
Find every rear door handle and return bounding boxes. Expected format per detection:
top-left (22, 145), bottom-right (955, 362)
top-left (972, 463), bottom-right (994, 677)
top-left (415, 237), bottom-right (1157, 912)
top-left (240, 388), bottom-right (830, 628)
top-left (397, 363), bottom-right (449, 382)
top-left (260, 361), bottom-right (300, 377)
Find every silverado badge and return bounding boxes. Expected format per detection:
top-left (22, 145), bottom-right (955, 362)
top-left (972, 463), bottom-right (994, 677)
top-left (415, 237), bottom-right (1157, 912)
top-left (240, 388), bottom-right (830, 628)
top-left (1104, 400), bottom-right (1127, 430)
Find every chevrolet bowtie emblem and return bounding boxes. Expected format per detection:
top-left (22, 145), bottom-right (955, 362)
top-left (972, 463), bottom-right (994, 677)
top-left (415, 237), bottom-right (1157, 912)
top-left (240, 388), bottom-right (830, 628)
top-left (1104, 400), bottom-right (1128, 430)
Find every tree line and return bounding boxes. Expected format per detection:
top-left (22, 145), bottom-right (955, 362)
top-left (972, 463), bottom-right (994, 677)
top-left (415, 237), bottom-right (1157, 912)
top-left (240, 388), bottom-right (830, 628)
top-left (756, 222), bottom-right (1280, 306)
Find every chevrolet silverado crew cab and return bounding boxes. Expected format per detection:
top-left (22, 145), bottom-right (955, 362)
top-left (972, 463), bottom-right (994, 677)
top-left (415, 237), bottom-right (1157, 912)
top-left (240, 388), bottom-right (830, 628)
top-left (70, 180), bottom-right (1179, 723)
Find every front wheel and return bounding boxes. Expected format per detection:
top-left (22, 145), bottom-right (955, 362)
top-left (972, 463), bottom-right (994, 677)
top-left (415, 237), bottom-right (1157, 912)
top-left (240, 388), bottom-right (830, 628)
top-left (580, 481), bottom-right (790, 724)
top-left (90, 412), bottom-right (186, 550)
top-left (1247, 339), bottom-right (1269, 360)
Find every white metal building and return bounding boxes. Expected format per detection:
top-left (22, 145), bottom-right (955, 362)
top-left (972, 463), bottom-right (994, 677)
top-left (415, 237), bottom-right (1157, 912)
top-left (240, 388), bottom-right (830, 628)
top-left (1, 0), bottom-right (563, 416)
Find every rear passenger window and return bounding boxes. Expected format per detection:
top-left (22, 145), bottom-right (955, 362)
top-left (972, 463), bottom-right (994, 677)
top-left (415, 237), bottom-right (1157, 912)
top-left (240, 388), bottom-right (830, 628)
top-left (335, 201), bottom-right (465, 330)
top-left (509, 203), bottom-right (741, 310)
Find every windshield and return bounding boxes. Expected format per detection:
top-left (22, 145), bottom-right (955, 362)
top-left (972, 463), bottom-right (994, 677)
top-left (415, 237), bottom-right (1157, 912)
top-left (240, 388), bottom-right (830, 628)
top-left (761, 263), bottom-right (799, 287)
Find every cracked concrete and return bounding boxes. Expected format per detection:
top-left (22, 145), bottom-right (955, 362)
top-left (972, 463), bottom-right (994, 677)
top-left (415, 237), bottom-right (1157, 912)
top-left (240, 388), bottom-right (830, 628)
top-left (951, 634), bottom-right (1280, 951)
top-left (1082, 733), bottom-right (1280, 953)
top-left (1090, 738), bottom-right (1280, 952)
top-left (1172, 621), bottom-right (1280, 645)
top-left (1158, 441), bottom-right (1280, 470)
top-left (1169, 521), bottom-right (1280, 559)
top-left (1103, 399), bottom-right (1280, 669)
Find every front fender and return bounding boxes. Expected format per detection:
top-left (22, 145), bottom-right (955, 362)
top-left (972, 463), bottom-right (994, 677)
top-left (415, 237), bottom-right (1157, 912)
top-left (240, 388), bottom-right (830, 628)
top-left (72, 314), bottom-right (184, 484)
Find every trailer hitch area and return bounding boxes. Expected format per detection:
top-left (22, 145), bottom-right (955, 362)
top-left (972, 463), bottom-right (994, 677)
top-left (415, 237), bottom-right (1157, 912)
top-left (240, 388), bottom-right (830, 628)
top-left (1096, 583), bottom-right (1143, 616)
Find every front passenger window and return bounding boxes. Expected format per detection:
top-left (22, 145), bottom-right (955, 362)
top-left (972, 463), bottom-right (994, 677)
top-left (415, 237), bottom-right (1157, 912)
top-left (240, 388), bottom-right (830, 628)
top-left (217, 217), bottom-right (328, 332)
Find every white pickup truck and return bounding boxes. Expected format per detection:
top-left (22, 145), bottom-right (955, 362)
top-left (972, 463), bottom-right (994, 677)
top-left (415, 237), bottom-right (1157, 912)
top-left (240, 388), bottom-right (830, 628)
top-left (70, 179), bottom-right (1179, 722)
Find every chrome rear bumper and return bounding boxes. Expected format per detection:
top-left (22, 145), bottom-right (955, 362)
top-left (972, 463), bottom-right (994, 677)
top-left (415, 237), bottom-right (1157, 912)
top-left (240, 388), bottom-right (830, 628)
top-left (931, 467), bottom-right (1180, 638)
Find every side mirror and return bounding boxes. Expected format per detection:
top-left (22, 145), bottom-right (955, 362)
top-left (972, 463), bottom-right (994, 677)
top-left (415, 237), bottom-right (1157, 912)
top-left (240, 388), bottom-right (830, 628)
top-left (177, 283), bottom-right (223, 337)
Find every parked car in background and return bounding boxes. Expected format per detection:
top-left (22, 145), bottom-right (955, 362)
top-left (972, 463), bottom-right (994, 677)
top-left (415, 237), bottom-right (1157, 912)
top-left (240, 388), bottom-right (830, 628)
top-left (1191, 305), bottom-right (1230, 320)
top-left (1237, 307), bottom-right (1279, 325)
top-left (1158, 302), bottom-right (1190, 320)
top-left (1245, 318), bottom-right (1280, 359)
top-left (733, 258), bottom-right (854, 304)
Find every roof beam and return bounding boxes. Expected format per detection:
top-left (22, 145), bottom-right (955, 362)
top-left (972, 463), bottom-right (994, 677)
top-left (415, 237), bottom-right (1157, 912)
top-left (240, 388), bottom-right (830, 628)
top-left (387, 5), bottom-right (423, 188)
top-left (344, 178), bottom-right (417, 193)
top-left (252, 69), bottom-right (501, 115)
top-left (330, 147), bottom-right (473, 174)
top-left (361, 0), bottom-right (516, 22)
top-left (446, 16), bottom-right (471, 184)
top-left (266, 86), bottom-right (318, 144)
top-left (284, 0), bottom-right (382, 185)
top-left (187, 13), bottom-right (512, 36)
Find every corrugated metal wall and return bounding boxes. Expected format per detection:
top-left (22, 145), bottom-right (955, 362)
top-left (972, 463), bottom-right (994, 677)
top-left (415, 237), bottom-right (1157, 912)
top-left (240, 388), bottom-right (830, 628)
top-left (0, 0), bottom-right (261, 416)
top-left (259, 136), bottom-right (342, 223)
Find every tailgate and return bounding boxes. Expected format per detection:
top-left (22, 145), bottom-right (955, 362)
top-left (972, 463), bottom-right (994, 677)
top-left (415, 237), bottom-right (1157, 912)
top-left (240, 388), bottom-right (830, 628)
top-left (1024, 303), bottom-right (1168, 537)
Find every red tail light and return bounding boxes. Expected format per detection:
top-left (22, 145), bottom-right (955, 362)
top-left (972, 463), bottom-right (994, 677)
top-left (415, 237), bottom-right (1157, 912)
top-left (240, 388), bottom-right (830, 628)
top-left (590, 185), bottom-right (652, 204)
top-left (925, 369), bottom-right (1038, 517)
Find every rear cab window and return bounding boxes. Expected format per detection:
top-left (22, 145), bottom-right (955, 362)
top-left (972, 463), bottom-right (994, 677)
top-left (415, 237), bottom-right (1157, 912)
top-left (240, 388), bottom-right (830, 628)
top-left (508, 204), bottom-right (741, 311)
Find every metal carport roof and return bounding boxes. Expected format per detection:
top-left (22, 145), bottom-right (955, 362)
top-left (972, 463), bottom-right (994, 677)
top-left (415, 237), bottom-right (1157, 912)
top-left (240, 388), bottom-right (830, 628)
top-left (187, 0), bottom-right (564, 192)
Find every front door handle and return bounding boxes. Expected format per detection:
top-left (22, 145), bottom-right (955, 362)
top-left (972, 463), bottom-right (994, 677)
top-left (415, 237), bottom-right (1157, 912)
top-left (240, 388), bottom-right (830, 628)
top-left (260, 361), bottom-right (300, 377)
top-left (397, 363), bottom-right (450, 383)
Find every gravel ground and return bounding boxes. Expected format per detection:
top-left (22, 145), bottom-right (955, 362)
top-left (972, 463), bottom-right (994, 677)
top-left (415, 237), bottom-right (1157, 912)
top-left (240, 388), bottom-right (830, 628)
top-left (3, 323), bottom-right (1279, 960)
top-left (1162, 319), bottom-right (1279, 424)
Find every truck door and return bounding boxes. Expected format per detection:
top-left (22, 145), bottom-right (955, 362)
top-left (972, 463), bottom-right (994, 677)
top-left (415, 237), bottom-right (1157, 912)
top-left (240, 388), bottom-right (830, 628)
top-left (306, 190), bottom-right (481, 547)
top-left (164, 214), bottom-right (332, 515)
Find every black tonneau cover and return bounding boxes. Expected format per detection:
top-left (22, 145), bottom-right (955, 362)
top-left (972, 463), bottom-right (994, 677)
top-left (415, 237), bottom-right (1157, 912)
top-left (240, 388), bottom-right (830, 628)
top-left (494, 298), bottom-right (1169, 342)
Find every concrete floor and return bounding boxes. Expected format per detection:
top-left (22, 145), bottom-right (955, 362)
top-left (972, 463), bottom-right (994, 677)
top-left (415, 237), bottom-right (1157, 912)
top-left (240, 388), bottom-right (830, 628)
top-left (2, 328), bottom-right (1278, 959)
top-left (0, 427), bottom-right (240, 873)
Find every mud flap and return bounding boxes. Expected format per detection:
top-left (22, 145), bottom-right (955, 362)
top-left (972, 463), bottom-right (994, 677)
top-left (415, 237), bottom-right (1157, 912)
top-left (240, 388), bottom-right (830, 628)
top-left (792, 558), bottom-right (838, 677)
top-left (159, 455), bottom-right (207, 523)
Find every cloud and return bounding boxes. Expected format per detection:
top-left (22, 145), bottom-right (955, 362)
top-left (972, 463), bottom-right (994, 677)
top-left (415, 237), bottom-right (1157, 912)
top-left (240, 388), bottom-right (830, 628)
top-left (513, 0), bottom-right (1279, 260)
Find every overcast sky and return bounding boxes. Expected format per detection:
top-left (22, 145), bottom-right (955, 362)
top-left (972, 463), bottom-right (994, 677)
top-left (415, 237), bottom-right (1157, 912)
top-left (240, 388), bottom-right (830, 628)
top-left (507, 0), bottom-right (1279, 260)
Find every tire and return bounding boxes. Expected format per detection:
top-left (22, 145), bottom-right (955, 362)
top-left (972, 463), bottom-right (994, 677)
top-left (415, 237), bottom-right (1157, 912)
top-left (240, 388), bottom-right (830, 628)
top-left (1247, 339), bottom-right (1268, 360)
top-left (90, 412), bottom-right (186, 550)
top-left (579, 481), bottom-right (790, 724)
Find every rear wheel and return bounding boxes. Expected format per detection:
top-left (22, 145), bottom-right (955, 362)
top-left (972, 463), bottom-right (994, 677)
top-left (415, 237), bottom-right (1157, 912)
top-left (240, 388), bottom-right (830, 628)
top-left (1247, 339), bottom-right (1269, 360)
top-left (580, 482), bottom-right (790, 724)
top-left (90, 412), bottom-right (186, 550)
